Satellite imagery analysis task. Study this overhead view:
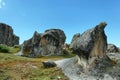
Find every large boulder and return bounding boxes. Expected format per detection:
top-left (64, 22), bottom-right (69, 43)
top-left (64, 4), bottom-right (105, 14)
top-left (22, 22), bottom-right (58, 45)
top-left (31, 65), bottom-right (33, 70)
top-left (70, 22), bottom-right (108, 71)
top-left (22, 29), bottom-right (66, 57)
top-left (0, 23), bottom-right (19, 46)
top-left (106, 44), bottom-right (119, 53)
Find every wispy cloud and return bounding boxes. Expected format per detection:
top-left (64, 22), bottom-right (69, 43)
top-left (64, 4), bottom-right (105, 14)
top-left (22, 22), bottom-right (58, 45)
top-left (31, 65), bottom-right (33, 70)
top-left (0, 0), bottom-right (5, 9)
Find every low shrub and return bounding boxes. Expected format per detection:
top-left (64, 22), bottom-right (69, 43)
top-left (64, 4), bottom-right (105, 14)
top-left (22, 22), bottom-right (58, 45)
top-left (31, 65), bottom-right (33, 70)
top-left (0, 45), bottom-right (9, 53)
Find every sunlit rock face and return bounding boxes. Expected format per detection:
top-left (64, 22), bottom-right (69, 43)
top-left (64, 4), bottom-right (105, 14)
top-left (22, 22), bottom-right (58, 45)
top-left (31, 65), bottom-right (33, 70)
top-left (70, 22), bottom-right (107, 71)
top-left (71, 33), bottom-right (81, 44)
top-left (0, 23), bottom-right (19, 46)
top-left (22, 29), bottom-right (66, 57)
top-left (106, 44), bottom-right (119, 53)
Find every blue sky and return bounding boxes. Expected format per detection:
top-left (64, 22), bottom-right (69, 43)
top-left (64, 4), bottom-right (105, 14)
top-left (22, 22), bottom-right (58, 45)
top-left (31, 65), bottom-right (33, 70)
top-left (0, 0), bottom-right (120, 47)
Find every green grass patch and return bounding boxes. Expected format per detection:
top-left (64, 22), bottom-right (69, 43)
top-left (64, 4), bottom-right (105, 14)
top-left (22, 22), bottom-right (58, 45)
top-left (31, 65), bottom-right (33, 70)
top-left (9, 46), bottom-right (21, 53)
top-left (0, 44), bottom-right (21, 53)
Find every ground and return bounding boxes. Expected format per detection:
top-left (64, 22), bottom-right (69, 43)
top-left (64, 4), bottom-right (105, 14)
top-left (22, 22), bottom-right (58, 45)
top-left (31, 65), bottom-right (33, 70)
top-left (0, 46), bottom-right (74, 80)
top-left (0, 46), bottom-right (120, 80)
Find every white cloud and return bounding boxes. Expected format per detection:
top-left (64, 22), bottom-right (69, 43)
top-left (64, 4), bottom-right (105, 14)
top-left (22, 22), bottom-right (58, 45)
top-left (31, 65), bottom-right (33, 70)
top-left (0, 0), bottom-right (5, 9)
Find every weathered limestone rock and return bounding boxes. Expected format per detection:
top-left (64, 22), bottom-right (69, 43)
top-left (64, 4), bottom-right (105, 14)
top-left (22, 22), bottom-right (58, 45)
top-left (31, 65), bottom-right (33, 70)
top-left (106, 44), bottom-right (119, 53)
top-left (70, 22), bottom-right (108, 71)
top-left (0, 23), bottom-right (19, 46)
top-left (22, 29), bottom-right (66, 57)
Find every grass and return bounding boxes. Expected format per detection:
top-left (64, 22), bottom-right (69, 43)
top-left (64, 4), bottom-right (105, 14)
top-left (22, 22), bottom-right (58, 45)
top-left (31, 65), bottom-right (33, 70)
top-left (9, 46), bottom-right (21, 53)
top-left (0, 44), bottom-right (21, 53)
top-left (0, 47), bottom-right (74, 80)
top-left (0, 45), bottom-right (10, 53)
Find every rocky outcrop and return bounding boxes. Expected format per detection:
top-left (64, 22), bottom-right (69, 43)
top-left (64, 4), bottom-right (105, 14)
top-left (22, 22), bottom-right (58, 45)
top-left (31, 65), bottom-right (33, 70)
top-left (22, 29), bottom-right (66, 57)
top-left (70, 22), bottom-right (108, 71)
top-left (71, 33), bottom-right (81, 43)
top-left (106, 44), bottom-right (119, 53)
top-left (55, 57), bottom-right (120, 80)
top-left (0, 23), bottom-right (19, 46)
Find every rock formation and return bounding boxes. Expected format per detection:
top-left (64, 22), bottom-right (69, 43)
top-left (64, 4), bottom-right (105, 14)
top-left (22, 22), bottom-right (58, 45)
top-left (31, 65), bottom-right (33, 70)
top-left (22, 29), bottom-right (66, 57)
top-left (106, 44), bottom-right (119, 53)
top-left (71, 33), bottom-right (81, 43)
top-left (70, 22), bottom-right (108, 71)
top-left (0, 23), bottom-right (19, 46)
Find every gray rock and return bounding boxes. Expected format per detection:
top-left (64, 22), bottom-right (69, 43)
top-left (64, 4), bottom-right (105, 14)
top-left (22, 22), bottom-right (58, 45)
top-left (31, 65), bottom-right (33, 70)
top-left (106, 44), bottom-right (119, 53)
top-left (55, 57), bottom-right (119, 80)
top-left (42, 61), bottom-right (56, 68)
top-left (22, 29), bottom-right (66, 57)
top-left (107, 53), bottom-right (120, 64)
top-left (71, 33), bottom-right (81, 43)
top-left (0, 23), bottom-right (19, 46)
top-left (70, 22), bottom-right (107, 70)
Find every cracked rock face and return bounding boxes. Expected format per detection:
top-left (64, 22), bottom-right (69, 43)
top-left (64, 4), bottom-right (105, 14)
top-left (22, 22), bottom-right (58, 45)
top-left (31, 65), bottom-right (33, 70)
top-left (0, 23), bottom-right (19, 46)
top-left (22, 29), bottom-right (66, 57)
top-left (70, 22), bottom-right (107, 69)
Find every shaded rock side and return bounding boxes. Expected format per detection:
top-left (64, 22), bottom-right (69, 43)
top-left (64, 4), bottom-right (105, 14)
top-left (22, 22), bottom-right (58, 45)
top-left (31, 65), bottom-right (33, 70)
top-left (22, 29), bottom-right (66, 57)
top-left (106, 44), bottom-right (119, 53)
top-left (0, 23), bottom-right (19, 46)
top-left (70, 22), bottom-right (107, 70)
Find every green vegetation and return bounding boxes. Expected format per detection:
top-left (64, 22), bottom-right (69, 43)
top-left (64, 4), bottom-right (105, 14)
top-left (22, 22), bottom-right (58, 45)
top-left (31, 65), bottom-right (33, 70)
top-left (0, 44), bottom-right (21, 53)
top-left (9, 45), bottom-right (21, 53)
top-left (0, 47), bottom-right (74, 80)
top-left (0, 45), bottom-right (10, 53)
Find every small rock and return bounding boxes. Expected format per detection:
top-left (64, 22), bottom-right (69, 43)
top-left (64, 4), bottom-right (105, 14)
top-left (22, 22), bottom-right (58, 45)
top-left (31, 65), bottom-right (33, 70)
top-left (42, 61), bottom-right (56, 68)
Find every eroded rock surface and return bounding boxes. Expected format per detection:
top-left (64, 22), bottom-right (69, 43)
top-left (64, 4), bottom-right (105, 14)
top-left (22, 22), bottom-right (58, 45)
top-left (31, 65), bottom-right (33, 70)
top-left (22, 29), bottom-right (66, 57)
top-left (70, 22), bottom-right (108, 71)
top-left (0, 23), bottom-right (19, 46)
top-left (55, 56), bottom-right (120, 80)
